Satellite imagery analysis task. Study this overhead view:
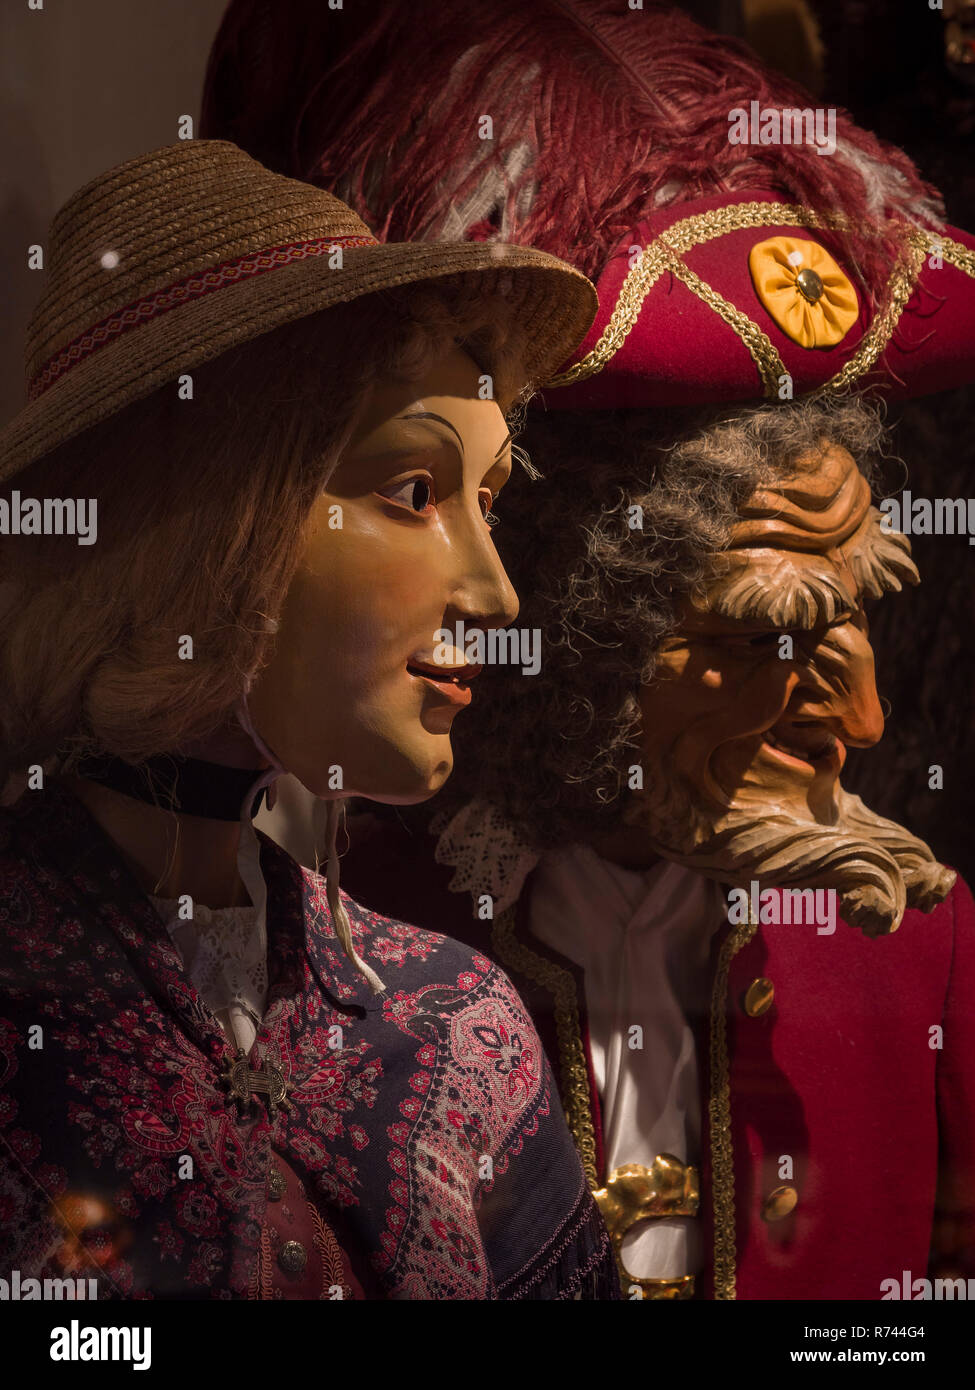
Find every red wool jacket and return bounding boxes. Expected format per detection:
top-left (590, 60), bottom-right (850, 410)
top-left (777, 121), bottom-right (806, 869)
top-left (339, 814), bottom-right (975, 1300)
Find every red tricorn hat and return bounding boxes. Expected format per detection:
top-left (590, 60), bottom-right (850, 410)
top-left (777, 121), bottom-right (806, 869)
top-left (201, 1), bottom-right (975, 408)
top-left (544, 191), bottom-right (975, 408)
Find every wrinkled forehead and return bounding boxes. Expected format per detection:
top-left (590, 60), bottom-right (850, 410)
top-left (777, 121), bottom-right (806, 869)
top-left (730, 443), bottom-right (871, 550)
top-left (688, 445), bottom-right (919, 629)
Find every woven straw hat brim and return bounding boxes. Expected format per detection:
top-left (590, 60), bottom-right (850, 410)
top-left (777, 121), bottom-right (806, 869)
top-left (0, 240), bottom-right (596, 486)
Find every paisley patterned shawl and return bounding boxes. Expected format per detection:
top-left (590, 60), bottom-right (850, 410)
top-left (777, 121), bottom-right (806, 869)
top-left (0, 782), bottom-right (617, 1299)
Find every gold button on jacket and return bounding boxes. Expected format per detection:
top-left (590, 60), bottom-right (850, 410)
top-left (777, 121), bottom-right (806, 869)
top-left (762, 1186), bottom-right (799, 1222)
top-left (277, 1240), bottom-right (308, 1275)
top-left (743, 977), bottom-right (775, 1017)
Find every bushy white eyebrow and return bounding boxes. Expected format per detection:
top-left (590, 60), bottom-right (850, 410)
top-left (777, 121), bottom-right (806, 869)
top-left (711, 509), bottom-right (918, 629)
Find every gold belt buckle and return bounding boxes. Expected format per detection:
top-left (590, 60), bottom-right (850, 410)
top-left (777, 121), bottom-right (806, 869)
top-left (593, 1155), bottom-right (699, 1300)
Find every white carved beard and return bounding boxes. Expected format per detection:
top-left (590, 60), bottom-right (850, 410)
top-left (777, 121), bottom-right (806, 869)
top-left (626, 769), bottom-right (955, 938)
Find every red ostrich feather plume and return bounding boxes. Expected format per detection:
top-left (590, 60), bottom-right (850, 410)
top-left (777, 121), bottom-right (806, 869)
top-left (201, 0), bottom-right (943, 308)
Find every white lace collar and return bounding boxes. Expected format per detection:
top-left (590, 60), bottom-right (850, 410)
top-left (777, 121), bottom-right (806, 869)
top-left (430, 798), bottom-right (541, 914)
top-left (147, 815), bottom-right (269, 1053)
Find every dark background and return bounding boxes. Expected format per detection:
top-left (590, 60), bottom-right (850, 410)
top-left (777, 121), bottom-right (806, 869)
top-left (770, 1), bottom-right (975, 888)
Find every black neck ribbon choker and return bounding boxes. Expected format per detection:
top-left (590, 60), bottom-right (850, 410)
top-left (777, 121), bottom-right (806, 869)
top-left (74, 754), bottom-right (271, 822)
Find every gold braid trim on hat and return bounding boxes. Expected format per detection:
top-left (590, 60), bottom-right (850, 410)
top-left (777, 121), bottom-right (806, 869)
top-left (546, 202), bottom-right (825, 388)
top-left (937, 232), bottom-right (975, 279)
top-left (661, 243), bottom-right (787, 397)
top-left (491, 905), bottom-right (599, 1189)
top-left (543, 240), bottom-right (676, 392)
top-left (545, 202), bottom-right (966, 397)
top-left (811, 228), bottom-right (975, 394)
top-left (810, 233), bottom-right (928, 396)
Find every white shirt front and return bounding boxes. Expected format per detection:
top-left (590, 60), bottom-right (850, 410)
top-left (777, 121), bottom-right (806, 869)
top-left (529, 845), bottom-right (726, 1280)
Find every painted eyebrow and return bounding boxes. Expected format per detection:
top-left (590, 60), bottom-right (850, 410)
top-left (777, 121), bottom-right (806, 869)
top-left (399, 411), bottom-right (464, 454)
top-left (399, 413), bottom-right (514, 462)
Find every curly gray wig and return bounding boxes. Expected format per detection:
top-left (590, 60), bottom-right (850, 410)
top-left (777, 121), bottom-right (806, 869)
top-left (431, 394), bottom-right (890, 848)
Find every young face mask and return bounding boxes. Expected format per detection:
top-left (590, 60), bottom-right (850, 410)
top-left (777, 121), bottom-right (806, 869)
top-left (246, 345), bottom-right (518, 803)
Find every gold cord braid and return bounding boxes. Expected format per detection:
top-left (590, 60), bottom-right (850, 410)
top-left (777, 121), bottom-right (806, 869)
top-left (546, 202), bottom-right (832, 388)
top-left (547, 240), bottom-right (674, 389)
top-left (492, 905), bottom-right (599, 1189)
top-left (660, 242), bottom-right (787, 397)
top-left (544, 202), bottom-right (951, 398)
top-left (708, 912), bottom-right (758, 1301)
top-left (937, 231), bottom-right (975, 279)
top-left (812, 234), bottom-right (927, 395)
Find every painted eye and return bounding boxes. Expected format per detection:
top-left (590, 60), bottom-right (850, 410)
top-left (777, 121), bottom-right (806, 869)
top-left (381, 476), bottom-right (436, 513)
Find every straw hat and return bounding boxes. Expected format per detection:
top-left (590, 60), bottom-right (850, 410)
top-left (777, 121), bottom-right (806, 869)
top-left (0, 141), bottom-right (597, 484)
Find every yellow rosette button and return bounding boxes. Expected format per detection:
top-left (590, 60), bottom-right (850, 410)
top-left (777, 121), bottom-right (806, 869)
top-left (748, 236), bottom-right (859, 348)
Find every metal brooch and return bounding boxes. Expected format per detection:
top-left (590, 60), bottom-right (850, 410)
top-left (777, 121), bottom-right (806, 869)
top-left (219, 1048), bottom-right (292, 1116)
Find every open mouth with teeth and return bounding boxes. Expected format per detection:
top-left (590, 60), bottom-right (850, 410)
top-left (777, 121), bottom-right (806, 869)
top-left (762, 722), bottom-right (842, 771)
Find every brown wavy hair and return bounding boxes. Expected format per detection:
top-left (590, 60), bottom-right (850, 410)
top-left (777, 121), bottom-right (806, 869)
top-left (0, 279), bottom-right (534, 791)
